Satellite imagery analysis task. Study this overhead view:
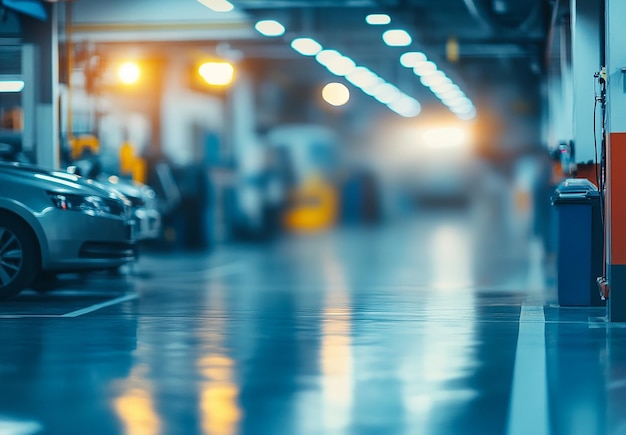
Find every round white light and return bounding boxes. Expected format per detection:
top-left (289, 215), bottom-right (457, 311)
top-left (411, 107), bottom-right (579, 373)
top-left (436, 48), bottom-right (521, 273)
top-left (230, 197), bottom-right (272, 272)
top-left (322, 82), bottom-right (350, 106)
top-left (400, 51), bottom-right (427, 68)
top-left (382, 29), bottom-right (412, 47)
top-left (254, 20), bottom-right (285, 37)
top-left (326, 56), bottom-right (356, 76)
top-left (291, 38), bottom-right (323, 56)
top-left (366, 14), bottom-right (391, 25)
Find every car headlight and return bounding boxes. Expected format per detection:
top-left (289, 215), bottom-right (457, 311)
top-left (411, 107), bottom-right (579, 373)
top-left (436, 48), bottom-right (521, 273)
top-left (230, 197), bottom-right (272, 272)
top-left (47, 192), bottom-right (126, 217)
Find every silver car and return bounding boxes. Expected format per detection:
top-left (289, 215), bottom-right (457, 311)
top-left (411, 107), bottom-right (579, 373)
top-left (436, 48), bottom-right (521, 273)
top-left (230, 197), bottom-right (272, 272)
top-left (0, 162), bottom-right (137, 299)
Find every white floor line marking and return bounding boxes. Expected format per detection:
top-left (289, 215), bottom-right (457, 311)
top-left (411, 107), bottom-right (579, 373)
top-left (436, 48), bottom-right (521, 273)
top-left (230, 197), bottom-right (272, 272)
top-left (506, 303), bottom-right (550, 435)
top-left (61, 293), bottom-right (139, 318)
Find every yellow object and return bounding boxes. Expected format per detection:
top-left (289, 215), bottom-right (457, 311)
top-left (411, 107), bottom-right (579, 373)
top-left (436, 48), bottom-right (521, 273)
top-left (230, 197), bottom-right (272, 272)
top-left (284, 175), bottom-right (338, 232)
top-left (119, 141), bottom-right (135, 176)
top-left (446, 37), bottom-right (459, 63)
top-left (71, 135), bottom-right (99, 159)
top-left (132, 157), bottom-right (147, 184)
top-left (120, 142), bottom-right (146, 184)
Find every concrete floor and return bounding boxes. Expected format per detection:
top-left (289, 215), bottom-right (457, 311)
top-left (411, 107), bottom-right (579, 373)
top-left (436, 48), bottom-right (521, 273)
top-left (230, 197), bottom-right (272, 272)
top-left (1, 206), bottom-right (625, 435)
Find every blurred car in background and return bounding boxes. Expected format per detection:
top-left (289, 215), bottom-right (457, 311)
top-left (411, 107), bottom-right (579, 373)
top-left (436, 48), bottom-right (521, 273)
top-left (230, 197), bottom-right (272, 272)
top-left (0, 138), bottom-right (162, 242)
top-left (0, 161), bottom-right (136, 299)
top-left (66, 166), bottom-right (162, 241)
top-left (100, 175), bottom-right (161, 240)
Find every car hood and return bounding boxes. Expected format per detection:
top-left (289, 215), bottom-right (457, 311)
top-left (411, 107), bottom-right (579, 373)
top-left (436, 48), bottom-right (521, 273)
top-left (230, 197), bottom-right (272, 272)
top-left (0, 161), bottom-right (127, 202)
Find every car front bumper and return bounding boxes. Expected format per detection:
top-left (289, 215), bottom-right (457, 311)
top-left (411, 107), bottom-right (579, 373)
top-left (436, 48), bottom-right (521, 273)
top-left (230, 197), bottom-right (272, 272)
top-left (38, 209), bottom-right (137, 271)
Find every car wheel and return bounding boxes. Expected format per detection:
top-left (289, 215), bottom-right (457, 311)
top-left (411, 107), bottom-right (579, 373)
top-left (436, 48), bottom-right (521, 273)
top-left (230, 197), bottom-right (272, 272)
top-left (0, 215), bottom-right (39, 299)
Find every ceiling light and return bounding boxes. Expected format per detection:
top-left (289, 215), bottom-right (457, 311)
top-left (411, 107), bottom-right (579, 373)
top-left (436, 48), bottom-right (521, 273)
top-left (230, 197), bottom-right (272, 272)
top-left (420, 72), bottom-right (447, 87)
top-left (291, 38), bottom-right (322, 56)
top-left (457, 108), bottom-right (477, 120)
top-left (0, 80), bottom-right (25, 92)
top-left (346, 67), bottom-right (379, 88)
top-left (388, 96), bottom-right (421, 117)
top-left (325, 56), bottom-right (356, 76)
top-left (198, 61), bottom-right (234, 86)
top-left (196, 0), bottom-right (234, 12)
top-left (322, 82), bottom-right (350, 106)
top-left (118, 62), bottom-right (140, 85)
top-left (412, 61), bottom-right (437, 76)
top-left (315, 49), bottom-right (342, 67)
top-left (373, 83), bottom-right (400, 104)
top-left (429, 79), bottom-right (454, 94)
top-left (362, 78), bottom-right (386, 96)
top-left (382, 29), bottom-right (412, 47)
top-left (254, 20), bottom-right (285, 37)
top-left (400, 52), bottom-right (427, 68)
top-left (366, 14), bottom-right (391, 25)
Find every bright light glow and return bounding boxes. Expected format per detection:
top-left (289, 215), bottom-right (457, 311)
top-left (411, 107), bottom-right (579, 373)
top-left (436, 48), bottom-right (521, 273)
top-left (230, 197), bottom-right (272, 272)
top-left (382, 29), bottom-right (412, 47)
top-left (291, 38), bottom-right (322, 56)
top-left (366, 14), bottom-right (391, 25)
top-left (0, 80), bottom-right (25, 92)
top-left (422, 126), bottom-right (470, 150)
top-left (361, 78), bottom-right (386, 96)
top-left (346, 67), bottom-right (379, 88)
top-left (325, 56), bottom-right (356, 76)
top-left (457, 107), bottom-right (477, 120)
top-left (196, 0), bottom-right (234, 12)
top-left (412, 61), bottom-right (437, 76)
top-left (198, 61), bottom-right (234, 86)
top-left (400, 51), bottom-right (427, 68)
top-left (288, 35), bottom-right (422, 118)
top-left (436, 86), bottom-right (463, 100)
top-left (322, 82), bottom-right (350, 106)
top-left (118, 62), bottom-right (141, 85)
top-left (429, 79), bottom-right (454, 94)
top-left (373, 83), bottom-right (400, 104)
top-left (254, 20), bottom-right (285, 37)
top-left (442, 95), bottom-right (471, 108)
top-left (388, 96), bottom-right (421, 117)
top-left (315, 50), bottom-right (342, 67)
top-left (450, 103), bottom-right (475, 114)
top-left (420, 71), bottom-right (448, 87)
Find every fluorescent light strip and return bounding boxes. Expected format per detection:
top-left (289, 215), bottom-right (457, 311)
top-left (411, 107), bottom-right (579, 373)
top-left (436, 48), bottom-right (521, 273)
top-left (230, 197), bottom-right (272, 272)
top-left (291, 40), bottom-right (420, 117)
top-left (382, 29), bottom-right (412, 47)
top-left (410, 56), bottom-right (475, 118)
top-left (388, 31), bottom-right (475, 118)
top-left (0, 80), bottom-right (25, 92)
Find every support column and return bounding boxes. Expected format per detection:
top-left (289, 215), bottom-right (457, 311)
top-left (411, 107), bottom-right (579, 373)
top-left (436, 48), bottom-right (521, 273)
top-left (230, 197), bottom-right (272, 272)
top-left (21, 4), bottom-right (60, 168)
top-left (605, 0), bottom-right (626, 321)
top-left (571, 0), bottom-right (602, 165)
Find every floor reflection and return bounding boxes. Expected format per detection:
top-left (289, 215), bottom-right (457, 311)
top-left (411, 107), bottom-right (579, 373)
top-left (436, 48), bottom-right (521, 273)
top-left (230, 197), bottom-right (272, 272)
top-left (7, 202), bottom-right (626, 434)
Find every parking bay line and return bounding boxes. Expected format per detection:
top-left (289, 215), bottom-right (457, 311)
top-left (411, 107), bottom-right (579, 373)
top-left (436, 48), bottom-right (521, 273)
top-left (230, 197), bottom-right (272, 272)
top-left (506, 303), bottom-right (550, 435)
top-left (61, 293), bottom-right (139, 317)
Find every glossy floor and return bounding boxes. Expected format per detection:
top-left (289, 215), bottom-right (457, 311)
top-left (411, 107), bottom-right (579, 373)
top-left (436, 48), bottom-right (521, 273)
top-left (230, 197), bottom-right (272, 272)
top-left (1, 208), bottom-right (625, 435)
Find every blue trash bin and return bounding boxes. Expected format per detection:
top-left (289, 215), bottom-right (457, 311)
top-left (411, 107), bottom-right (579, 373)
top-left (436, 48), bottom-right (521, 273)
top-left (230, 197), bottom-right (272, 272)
top-left (552, 178), bottom-right (604, 306)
